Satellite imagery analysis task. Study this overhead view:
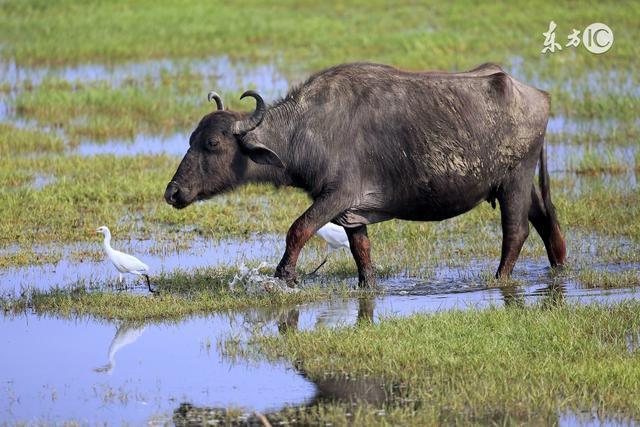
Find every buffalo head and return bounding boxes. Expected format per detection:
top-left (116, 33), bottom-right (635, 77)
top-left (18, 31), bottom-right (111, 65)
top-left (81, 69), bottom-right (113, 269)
top-left (164, 91), bottom-right (284, 209)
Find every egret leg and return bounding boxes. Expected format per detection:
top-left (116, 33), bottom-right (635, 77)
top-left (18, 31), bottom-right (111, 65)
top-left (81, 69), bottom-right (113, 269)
top-left (309, 256), bottom-right (329, 276)
top-left (119, 273), bottom-right (123, 284)
top-left (142, 274), bottom-right (156, 294)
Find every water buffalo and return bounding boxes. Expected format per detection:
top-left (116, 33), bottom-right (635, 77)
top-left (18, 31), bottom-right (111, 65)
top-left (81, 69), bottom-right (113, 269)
top-left (165, 62), bottom-right (566, 288)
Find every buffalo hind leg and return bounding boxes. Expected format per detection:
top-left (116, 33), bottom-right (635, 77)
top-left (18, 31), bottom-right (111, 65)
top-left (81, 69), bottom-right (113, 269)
top-left (528, 185), bottom-right (566, 267)
top-left (345, 225), bottom-right (376, 288)
top-left (496, 178), bottom-right (532, 278)
top-left (276, 197), bottom-right (344, 287)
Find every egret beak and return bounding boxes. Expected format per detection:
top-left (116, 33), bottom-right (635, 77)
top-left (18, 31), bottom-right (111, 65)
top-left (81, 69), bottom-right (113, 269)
top-left (95, 228), bottom-right (101, 234)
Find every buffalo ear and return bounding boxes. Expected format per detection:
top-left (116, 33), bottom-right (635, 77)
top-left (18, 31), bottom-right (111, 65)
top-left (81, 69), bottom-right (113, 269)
top-left (241, 139), bottom-right (285, 168)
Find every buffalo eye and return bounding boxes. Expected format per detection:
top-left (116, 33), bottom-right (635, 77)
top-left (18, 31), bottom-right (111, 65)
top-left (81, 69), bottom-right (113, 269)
top-left (206, 137), bottom-right (220, 150)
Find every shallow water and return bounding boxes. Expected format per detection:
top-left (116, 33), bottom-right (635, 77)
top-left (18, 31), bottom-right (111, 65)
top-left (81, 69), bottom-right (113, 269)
top-left (2, 273), bottom-right (639, 424)
top-left (547, 142), bottom-right (638, 173)
top-left (74, 132), bottom-right (188, 157)
top-left (62, 130), bottom-right (639, 200)
top-left (30, 173), bottom-right (56, 190)
top-left (0, 234), bottom-right (283, 293)
top-left (508, 56), bottom-right (640, 99)
top-left (0, 56), bottom-right (290, 101)
top-left (0, 314), bottom-right (315, 425)
top-left (558, 410), bottom-right (637, 427)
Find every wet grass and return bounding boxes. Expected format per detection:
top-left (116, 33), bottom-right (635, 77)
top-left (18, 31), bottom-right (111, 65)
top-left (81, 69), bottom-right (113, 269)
top-left (556, 184), bottom-right (640, 239)
top-left (8, 73), bottom-right (639, 142)
top-left (0, 123), bottom-right (66, 156)
top-left (568, 146), bottom-right (637, 175)
top-left (12, 78), bottom-right (252, 141)
top-left (546, 125), bottom-right (640, 146)
top-left (1, 0), bottom-right (638, 73)
top-left (247, 302), bottom-right (640, 425)
top-left (0, 248), bottom-right (62, 269)
top-left (0, 2), bottom-right (638, 424)
top-left (0, 153), bottom-right (182, 246)
top-left (0, 266), bottom-right (350, 321)
top-left (0, 0), bottom-right (638, 318)
top-left (0, 1), bottom-right (637, 274)
top-left (0, 1), bottom-right (638, 142)
top-left (578, 269), bottom-right (640, 289)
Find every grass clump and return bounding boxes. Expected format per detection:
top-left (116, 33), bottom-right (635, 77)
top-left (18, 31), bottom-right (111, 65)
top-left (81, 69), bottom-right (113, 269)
top-left (0, 123), bottom-right (65, 155)
top-left (0, 248), bottom-right (62, 269)
top-left (246, 302), bottom-right (640, 425)
top-left (568, 146), bottom-right (634, 175)
top-left (13, 78), bottom-right (233, 141)
top-left (578, 269), bottom-right (640, 289)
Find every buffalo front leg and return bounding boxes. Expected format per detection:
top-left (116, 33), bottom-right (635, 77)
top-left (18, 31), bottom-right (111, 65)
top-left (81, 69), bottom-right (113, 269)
top-left (345, 225), bottom-right (376, 288)
top-left (276, 198), bottom-right (344, 287)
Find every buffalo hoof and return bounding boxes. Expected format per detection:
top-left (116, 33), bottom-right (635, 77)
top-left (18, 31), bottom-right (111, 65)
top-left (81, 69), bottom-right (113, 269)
top-left (358, 276), bottom-right (377, 289)
top-left (357, 269), bottom-right (377, 289)
top-left (275, 265), bottom-right (298, 288)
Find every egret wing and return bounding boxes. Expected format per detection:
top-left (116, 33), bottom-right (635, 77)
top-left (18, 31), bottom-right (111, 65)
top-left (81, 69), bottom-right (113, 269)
top-left (111, 250), bottom-right (149, 272)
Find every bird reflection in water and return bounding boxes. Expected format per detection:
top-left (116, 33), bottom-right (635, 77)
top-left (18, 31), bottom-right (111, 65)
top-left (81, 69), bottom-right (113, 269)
top-left (94, 322), bottom-right (146, 374)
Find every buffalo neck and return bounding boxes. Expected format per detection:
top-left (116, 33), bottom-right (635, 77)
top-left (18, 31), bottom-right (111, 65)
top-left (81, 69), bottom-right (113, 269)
top-left (243, 103), bottom-right (301, 189)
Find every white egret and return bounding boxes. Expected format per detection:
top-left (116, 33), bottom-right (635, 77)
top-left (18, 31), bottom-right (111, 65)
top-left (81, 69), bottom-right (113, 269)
top-left (310, 223), bottom-right (350, 275)
top-left (96, 226), bottom-right (154, 292)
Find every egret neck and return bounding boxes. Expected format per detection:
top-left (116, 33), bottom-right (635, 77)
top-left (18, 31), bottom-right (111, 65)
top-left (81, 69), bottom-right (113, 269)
top-left (101, 228), bottom-right (115, 255)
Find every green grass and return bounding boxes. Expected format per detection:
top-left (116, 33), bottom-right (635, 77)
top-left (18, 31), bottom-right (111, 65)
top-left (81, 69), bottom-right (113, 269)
top-left (0, 248), bottom-right (62, 269)
top-left (0, 3), bottom-right (637, 268)
top-left (9, 73), bottom-right (639, 142)
top-left (0, 3), bottom-right (639, 424)
top-left (578, 269), bottom-right (640, 289)
top-left (0, 1), bottom-right (639, 317)
top-left (12, 78), bottom-right (251, 141)
top-left (234, 302), bottom-right (640, 425)
top-left (0, 123), bottom-right (66, 155)
top-left (1, 0), bottom-right (638, 72)
top-left (567, 146), bottom-right (636, 175)
top-left (0, 1), bottom-right (638, 142)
